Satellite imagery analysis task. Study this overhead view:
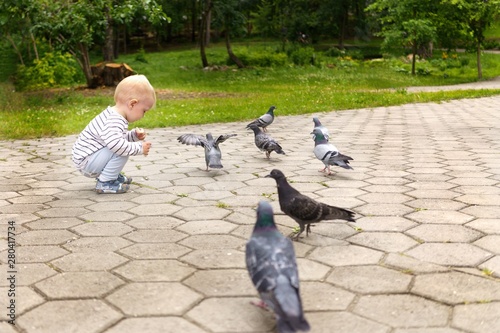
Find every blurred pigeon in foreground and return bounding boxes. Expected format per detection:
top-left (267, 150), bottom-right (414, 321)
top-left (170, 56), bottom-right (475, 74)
top-left (266, 169), bottom-right (355, 239)
top-left (246, 106), bottom-right (276, 132)
top-left (246, 201), bottom-right (310, 333)
top-left (312, 117), bottom-right (330, 140)
top-left (311, 128), bottom-right (353, 175)
top-left (248, 125), bottom-right (285, 159)
top-left (177, 133), bottom-right (237, 170)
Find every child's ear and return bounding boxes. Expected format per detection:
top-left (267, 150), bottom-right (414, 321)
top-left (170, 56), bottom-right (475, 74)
top-left (128, 99), bottom-right (138, 108)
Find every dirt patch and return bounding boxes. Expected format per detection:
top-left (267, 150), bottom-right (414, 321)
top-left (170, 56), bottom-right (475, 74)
top-left (74, 86), bottom-right (235, 100)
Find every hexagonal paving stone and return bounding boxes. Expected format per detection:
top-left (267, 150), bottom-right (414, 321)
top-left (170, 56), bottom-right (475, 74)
top-left (173, 206), bottom-right (230, 221)
top-left (301, 281), bottom-right (355, 311)
top-left (71, 222), bottom-right (133, 236)
top-left (461, 205), bottom-right (500, 219)
top-left (80, 211), bottom-right (135, 222)
top-left (354, 216), bottom-right (417, 232)
top-left (0, 286), bottom-right (44, 315)
top-left (466, 219), bottom-right (500, 234)
top-left (104, 317), bottom-right (206, 333)
top-left (37, 207), bottom-right (90, 218)
top-left (406, 243), bottom-right (492, 267)
top-left (452, 302), bottom-right (500, 333)
top-left (306, 311), bottom-right (390, 333)
top-left (179, 234), bottom-right (246, 250)
top-left (85, 201), bottom-right (137, 212)
top-left (181, 249), bottom-right (246, 269)
top-left (6, 263), bottom-right (58, 286)
top-left (176, 220), bottom-right (237, 234)
top-left (305, 222), bottom-right (358, 240)
top-left (17, 300), bottom-right (122, 333)
top-left (51, 252), bottom-right (127, 271)
top-left (479, 256), bottom-right (500, 278)
top-left (327, 265), bottom-right (412, 294)
top-left (412, 271), bottom-right (500, 304)
top-left (119, 243), bottom-right (191, 259)
top-left (125, 216), bottom-right (185, 229)
top-left (130, 193), bottom-right (178, 204)
top-left (394, 328), bottom-right (464, 333)
top-left (184, 269), bottom-right (254, 296)
top-left (128, 203), bottom-right (181, 216)
top-left (106, 282), bottom-right (201, 316)
top-left (355, 203), bottom-right (414, 216)
top-left (406, 199), bottom-right (467, 211)
top-left (113, 259), bottom-right (195, 282)
top-left (17, 245), bottom-right (69, 263)
top-left (124, 229), bottom-right (187, 243)
top-left (63, 236), bottom-right (132, 253)
top-left (25, 217), bottom-right (83, 230)
top-left (296, 258), bottom-right (331, 280)
top-left (406, 210), bottom-right (474, 224)
top-left (383, 253), bottom-right (449, 274)
top-left (406, 224), bottom-right (483, 243)
top-left (308, 244), bottom-right (383, 266)
top-left (16, 230), bottom-right (77, 245)
top-left (353, 294), bottom-right (449, 327)
top-left (187, 297), bottom-right (275, 333)
top-left (358, 192), bottom-right (412, 204)
top-left (474, 235), bottom-right (500, 254)
top-left (35, 272), bottom-right (124, 298)
top-left (347, 232), bottom-right (419, 252)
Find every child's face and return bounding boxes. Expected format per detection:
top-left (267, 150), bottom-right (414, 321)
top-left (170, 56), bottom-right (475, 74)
top-left (126, 97), bottom-right (155, 123)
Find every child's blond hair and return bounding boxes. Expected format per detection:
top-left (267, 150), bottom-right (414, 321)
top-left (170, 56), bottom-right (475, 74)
top-left (114, 74), bottom-right (156, 107)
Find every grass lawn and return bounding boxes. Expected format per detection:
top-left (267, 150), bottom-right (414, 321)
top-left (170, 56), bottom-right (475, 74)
top-left (1, 42), bottom-right (500, 140)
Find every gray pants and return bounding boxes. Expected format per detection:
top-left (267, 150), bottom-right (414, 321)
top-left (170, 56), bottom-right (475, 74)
top-left (79, 148), bottom-right (129, 182)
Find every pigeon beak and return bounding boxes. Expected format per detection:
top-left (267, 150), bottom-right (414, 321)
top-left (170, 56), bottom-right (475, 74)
top-left (264, 174), bottom-right (271, 178)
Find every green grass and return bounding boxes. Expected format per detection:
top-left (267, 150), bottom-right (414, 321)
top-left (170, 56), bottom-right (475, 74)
top-left (2, 42), bottom-right (500, 140)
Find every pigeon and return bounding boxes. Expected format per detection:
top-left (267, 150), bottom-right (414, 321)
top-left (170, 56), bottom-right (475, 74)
top-left (312, 116), bottom-right (330, 139)
top-left (248, 124), bottom-right (285, 159)
top-left (246, 106), bottom-right (276, 132)
top-left (266, 169), bottom-right (355, 240)
top-left (177, 133), bottom-right (237, 170)
top-left (311, 128), bottom-right (353, 175)
top-left (246, 201), bottom-right (310, 333)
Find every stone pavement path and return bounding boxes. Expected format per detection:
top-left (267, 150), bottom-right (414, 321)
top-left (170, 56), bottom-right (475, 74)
top-left (1, 95), bottom-right (500, 333)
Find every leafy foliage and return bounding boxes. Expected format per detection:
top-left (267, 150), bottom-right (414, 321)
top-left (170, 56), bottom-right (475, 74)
top-left (15, 52), bottom-right (82, 91)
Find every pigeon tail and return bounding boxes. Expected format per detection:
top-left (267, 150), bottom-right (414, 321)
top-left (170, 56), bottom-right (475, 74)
top-left (274, 275), bottom-right (310, 333)
top-left (323, 205), bottom-right (356, 222)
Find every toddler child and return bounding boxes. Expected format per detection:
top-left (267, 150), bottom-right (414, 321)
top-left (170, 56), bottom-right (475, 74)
top-left (72, 74), bottom-right (155, 193)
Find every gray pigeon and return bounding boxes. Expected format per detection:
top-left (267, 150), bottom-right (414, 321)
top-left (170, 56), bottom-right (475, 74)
top-left (177, 133), bottom-right (237, 170)
top-left (311, 128), bottom-right (353, 175)
top-left (246, 201), bottom-right (310, 333)
top-left (248, 125), bottom-right (285, 159)
top-left (266, 169), bottom-right (355, 240)
top-left (246, 106), bottom-right (276, 132)
top-left (312, 116), bottom-right (330, 139)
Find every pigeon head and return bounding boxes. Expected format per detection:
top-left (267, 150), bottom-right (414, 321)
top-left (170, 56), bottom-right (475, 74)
top-left (313, 117), bottom-right (322, 126)
top-left (265, 169), bottom-right (286, 181)
top-left (267, 106), bottom-right (276, 114)
top-left (311, 128), bottom-right (327, 141)
top-left (206, 133), bottom-right (214, 141)
top-left (247, 124), bottom-right (261, 133)
top-left (254, 201), bottom-right (277, 230)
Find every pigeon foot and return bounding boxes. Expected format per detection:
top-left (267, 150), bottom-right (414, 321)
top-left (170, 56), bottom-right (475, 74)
top-left (250, 300), bottom-right (270, 311)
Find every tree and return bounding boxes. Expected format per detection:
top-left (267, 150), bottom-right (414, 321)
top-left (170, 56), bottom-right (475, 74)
top-left (366, 0), bottom-right (438, 75)
top-left (440, 0), bottom-right (500, 79)
top-left (212, 0), bottom-right (246, 68)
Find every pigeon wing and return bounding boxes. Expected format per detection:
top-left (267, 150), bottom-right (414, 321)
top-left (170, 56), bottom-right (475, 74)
top-left (177, 134), bottom-right (208, 148)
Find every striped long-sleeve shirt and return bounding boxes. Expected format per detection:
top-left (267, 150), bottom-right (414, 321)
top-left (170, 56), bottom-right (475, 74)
top-left (72, 107), bottom-right (143, 170)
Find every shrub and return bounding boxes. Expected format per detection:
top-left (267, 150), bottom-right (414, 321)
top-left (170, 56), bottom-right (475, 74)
top-left (15, 52), bottom-right (81, 91)
top-left (288, 46), bottom-right (315, 66)
top-left (231, 48), bottom-right (288, 67)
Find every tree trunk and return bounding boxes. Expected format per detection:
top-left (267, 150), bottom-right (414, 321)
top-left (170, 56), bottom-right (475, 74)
top-left (103, 7), bottom-right (115, 62)
top-left (199, 0), bottom-right (211, 68)
top-left (6, 33), bottom-right (24, 65)
top-left (78, 42), bottom-right (94, 88)
top-left (411, 41), bottom-right (417, 75)
top-left (206, 9), bottom-right (211, 46)
top-left (225, 31), bottom-right (244, 68)
top-left (476, 41), bottom-right (482, 79)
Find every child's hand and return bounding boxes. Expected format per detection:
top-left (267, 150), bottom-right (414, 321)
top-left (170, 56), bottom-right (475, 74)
top-left (135, 128), bottom-right (146, 140)
top-left (142, 141), bottom-right (152, 156)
